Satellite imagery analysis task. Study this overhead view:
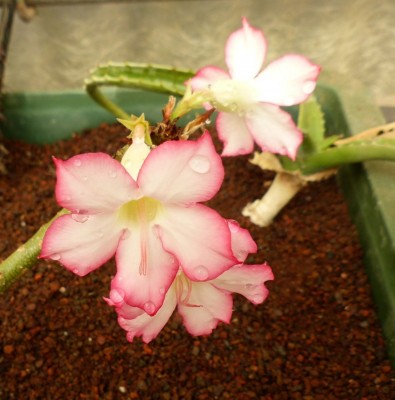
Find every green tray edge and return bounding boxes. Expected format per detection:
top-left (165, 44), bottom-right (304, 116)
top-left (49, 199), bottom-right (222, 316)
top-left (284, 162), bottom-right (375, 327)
top-left (1, 78), bottom-right (395, 366)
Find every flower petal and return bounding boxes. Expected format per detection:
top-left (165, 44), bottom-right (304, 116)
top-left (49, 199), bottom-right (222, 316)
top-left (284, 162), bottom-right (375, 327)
top-left (216, 112), bottom-right (255, 156)
top-left (40, 213), bottom-right (122, 276)
top-left (112, 225), bottom-right (179, 315)
top-left (156, 204), bottom-right (238, 281)
top-left (54, 153), bottom-right (140, 213)
top-left (225, 17), bottom-right (267, 80)
top-left (213, 264), bottom-right (274, 304)
top-left (254, 55), bottom-right (321, 105)
top-left (227, 220), bottom-right (257, 262)
top-left (115, 288), bottom-right (177, 343)
top-left (188, 66), bottom-right (229, 91)
top-left (245, 103), bottom-right (303, 160)
top-left (138, 132), bottom-right (224, 205)
top-left (178, 281), bottom-right (233, 336)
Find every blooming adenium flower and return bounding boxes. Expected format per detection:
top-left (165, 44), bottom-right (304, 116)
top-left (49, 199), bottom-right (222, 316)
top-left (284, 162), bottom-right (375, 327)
top-left (106, 220), bottom-right (274, 343)
top-left (40, 132), bottom-right (247, 316)
top-left (189, 18), bottom-right (321, 159)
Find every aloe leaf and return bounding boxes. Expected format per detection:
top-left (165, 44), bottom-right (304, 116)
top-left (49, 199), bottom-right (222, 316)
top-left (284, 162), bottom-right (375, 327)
top-left (300, 138), bottom-right (395, 175)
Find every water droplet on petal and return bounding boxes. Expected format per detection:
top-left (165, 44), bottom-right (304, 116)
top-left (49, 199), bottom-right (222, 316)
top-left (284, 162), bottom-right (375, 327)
top-left (121, 229), bottom-right (131, 240)
top-left (303, 80), bottom-right (316, 94)
top-left (109, 170), bottom-right (117, 178)
top-left (71, 213), bottom-right (89, 223)
top-left (50, 253), bottom-right (61, 261)
top-left (72, 268), bottom-right (79, 274)
top-left (159, 287), bottom-right (166, 295)
top-left (193, 265), bottom-right (209, 281)
top-left (188, 155), bottom-right (211, 174)
top-left (228, 220), bottom-right (240, 233)
top-left (143, 301), bottom-right (156, 315)
top-left (73, 158), bottom-right (82, 167)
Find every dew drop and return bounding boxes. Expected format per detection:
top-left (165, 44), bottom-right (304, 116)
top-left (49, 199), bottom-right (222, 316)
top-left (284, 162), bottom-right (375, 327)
top-left (228, 220), bottom-right (240, 233)
top-left (109, 170), bottom-right (117, 178)
top-left (193, 265), bottom-right (209, 281)
top-left (50, 253), bottom-right (61, 261)
top-left (303, 81), bottom-right (316, 94)
top-left (73, 158), bottom-right (82, 167)
top-left (143, 301), bottom-right (156, 315)
top-left (188, 155), bottom-right (211, 174)
top-left (121, 229), bottom-right (131, 240)
top-left (72, 268), bottom-right (79, 275)
top-left (159, 287), bottom-right (166, 295)
top-left (71, 213), bottom-right (89, 223)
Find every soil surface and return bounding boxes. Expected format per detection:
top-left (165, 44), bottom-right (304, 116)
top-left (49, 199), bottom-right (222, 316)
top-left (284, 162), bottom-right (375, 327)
top-left (0, 123), bottom-right (394, 399)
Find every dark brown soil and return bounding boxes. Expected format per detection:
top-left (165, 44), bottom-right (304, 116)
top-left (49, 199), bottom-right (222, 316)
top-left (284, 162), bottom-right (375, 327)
top-left (0, 123), bottom-right (394, 399)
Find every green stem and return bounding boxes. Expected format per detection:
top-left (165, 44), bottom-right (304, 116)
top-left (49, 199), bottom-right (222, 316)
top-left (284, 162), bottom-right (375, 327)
top-left (0, 209), bottom-right (67, 293)
top-left (84, 62), bottom-right (194, 119)
top-left (300, 139), bottom-right (395, 175)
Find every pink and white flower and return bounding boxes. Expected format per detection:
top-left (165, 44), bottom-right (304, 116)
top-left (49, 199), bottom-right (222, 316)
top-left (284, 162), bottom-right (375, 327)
top-left (189, 18), bottom-right (320, 160)
top-left (40, 132), bottom-right (242, 315)
top-left (106, 220), bottom-right (274, 343)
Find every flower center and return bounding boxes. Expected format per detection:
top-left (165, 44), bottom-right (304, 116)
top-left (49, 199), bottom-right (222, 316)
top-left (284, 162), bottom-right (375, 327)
top-left (117, 197), bottom-right (161, 227)
top-left (210, 79), bottom-right (257, 116)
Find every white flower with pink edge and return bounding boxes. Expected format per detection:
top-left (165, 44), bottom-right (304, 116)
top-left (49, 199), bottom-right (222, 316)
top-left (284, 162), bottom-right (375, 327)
top-left (40, 132), bottom-right (245, 316)
top-left (189, 17), bottom-right (320, 160)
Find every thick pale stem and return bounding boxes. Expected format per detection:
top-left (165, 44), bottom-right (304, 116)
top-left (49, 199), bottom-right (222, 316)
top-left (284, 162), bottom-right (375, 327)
top-left (0, 209), bottom-right (67, 293)
top-left (242, 172), bottom-right (305, 227)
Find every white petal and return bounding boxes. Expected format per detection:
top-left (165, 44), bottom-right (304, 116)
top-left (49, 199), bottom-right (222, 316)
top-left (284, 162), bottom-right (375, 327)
top-left (138, 132), bottom-right (224, 205)
top-left (245, 103), bottom-right (303, 160)
top-left (156, 204), bottom-right (238, 281)
top-left (189, 66), bottom-right (230, 91)
top-left (227, 219), bottom-right (257, 262)
top-left (112, 224), bottom-right (179, 315)
top-left (54, 153), bottom-right (140, 213)
top-left (116, 288), bottom-right (177, 343)
top-left (40, 213), bottom-right (121, 276)
top-left (225, 18), bottom-right (267, 80)
top-left (213, 264), bottom-right (274, 304)
top-left (254, 55), bottom-right (320, 105)
top-left (178, 281), bottom-right (233, 336)
top-left (216, 112), bottom-right (255, 156)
